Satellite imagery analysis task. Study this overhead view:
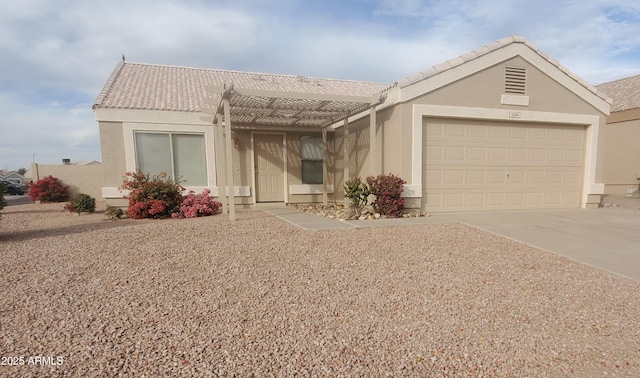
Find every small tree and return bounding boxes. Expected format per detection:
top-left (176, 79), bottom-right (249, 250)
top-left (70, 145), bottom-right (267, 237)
top-left (366, 173), bottom-right (406, 218)
top-left (29, 175), bottom-right (69, 202)
top-left (344, 177), bottom-right (370, 216)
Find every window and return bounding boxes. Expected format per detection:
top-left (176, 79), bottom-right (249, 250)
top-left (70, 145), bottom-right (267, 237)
top-left (135, 132), bottom-right (207, 186)
top-left (300, 135), bottom-right (323, 184)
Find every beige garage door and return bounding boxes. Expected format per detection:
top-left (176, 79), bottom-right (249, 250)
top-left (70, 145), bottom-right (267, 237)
top-left (423, 118), bottom-right (585, 212)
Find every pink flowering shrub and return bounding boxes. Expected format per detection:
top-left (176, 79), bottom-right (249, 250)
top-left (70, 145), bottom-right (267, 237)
top-left (172, 189), bottom-right (221, 218)
top-left (29, 175), bottom-right (69, 202)
top-left (119, 171), bottom-right (184, 219)
top-left (366, 173), bottom-right (406, 218)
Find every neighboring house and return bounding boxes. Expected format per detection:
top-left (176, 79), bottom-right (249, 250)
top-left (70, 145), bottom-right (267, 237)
top-left (596, 74), bottom-right (640, 196)
top-left (93, 35), bottom-right (611, 213)
top-left (0, 170), bottom-right (26, 187)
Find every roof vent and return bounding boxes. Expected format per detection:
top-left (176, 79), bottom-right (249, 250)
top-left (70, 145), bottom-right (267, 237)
top-left (505, 66), bottom-right (526, 94)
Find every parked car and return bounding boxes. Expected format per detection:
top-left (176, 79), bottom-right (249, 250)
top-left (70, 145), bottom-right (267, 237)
top-left (1, 180), bottom-right (25, 195)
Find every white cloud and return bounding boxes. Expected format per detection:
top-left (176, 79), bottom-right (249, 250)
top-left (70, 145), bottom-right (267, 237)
top-left (1, 0), bottom-right (639, 170)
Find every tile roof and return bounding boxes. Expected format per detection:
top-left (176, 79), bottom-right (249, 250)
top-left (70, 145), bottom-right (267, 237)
top-left (93, 35), bottom-right (611, 114)
top-left (395, 35), bottom-right (611, 104)
top-left (596, 74), bottom-right (640, 112)
top-left (93, 63), bottom-right (390, 112)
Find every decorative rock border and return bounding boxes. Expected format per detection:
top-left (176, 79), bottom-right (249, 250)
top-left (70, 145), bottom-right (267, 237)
top-left (292, 203), bottom-right (427, 221)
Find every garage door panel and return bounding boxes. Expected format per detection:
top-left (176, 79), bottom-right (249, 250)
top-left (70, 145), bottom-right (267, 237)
top-left (466, 192), bottom-right (484, 207)
top-left (545, 171), bottom-right (563, 184)
top-left (468, 126), bottom-right (487, 137)
top-left (529, 128), bottom-right (547, 139)
top-left (527, 171), bottom-right (545, 184)
top-left (529, 149), bottom-right (546, 162)
top-left (564, 171), bottom-right (581, 184)
top-left (509, 127), bottom-right (528, 139)
top-left (548, 128), bottom-right (565, 140)
top-left (547, 149), bottom-right (565, 162)
top-left (509, 148), bottom-right (527, 161)
top-left (467, 170), bottom-right (486, 184)
top-left (565, 149), bottom-right (582, 163)
top-left (424, 118), bottom-right (585, 212)
top-left (545, 192), bottom-right (562, 205)
top-left (507, 170), bottom-right (525, 184)
top-left (468, 147), bottom-right (487, 161)
top-left (525, 192), bottom-right (544, 206)
top-left (447, 124), bottom-right (465, 136)
top-left (426, 145), bottom-right (443, 161)
top-left (487, 171), bottom-right (506, 184)
top-left (489, 147), bottom-right (507, 161)
top-left (506, 192), bottom-right (524, 206)
top-left (445, 146), bottom-right (465, 160)
top-left (487, 192), bottom-right (505, 206)
top-left (425, 169), bottom-right (443, 185)
top-left (444, 193), bottom-right (463, 208)
top-left (445, 170), bottom-right (464, 185)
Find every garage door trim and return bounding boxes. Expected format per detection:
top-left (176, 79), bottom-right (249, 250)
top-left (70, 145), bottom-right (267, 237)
top-left (407, 104), bottom-right (603, 209)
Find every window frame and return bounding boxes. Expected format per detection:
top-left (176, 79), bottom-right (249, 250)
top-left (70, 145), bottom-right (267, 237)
top-left (123, 122), bottom-right (212, 188)
top-left (300, 135), bottom-right (324, 185)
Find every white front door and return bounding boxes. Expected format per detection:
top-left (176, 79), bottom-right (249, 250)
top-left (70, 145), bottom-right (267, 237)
top-left (254, 134), bottom-right (285, 202)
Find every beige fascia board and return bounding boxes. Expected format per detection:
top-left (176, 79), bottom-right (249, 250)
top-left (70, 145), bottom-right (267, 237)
top-left (399, 43), bottom-right (611, 115)
top-left (95, 108), bottom-right (208, 125)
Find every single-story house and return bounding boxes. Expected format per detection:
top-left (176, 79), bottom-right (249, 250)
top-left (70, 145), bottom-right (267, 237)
top-left (0, 170), bottom-right (26, 186)
top-left (595, 74), bottom-right (640, 196)
top-left (93, 35), bottom-right (611, 214)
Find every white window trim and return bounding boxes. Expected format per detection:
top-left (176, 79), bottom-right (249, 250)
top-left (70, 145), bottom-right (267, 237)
top-left (290, 184), bottom-right (334, 195)
top-left (123, 122), bottom-right (217, 188)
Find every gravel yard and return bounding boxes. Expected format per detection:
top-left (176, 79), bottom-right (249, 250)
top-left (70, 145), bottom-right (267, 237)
top-left (1, 203), bottom-right (639, 377)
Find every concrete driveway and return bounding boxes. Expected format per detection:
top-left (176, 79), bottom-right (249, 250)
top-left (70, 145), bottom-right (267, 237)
top-left (439, 208), bottom-right (640, 281)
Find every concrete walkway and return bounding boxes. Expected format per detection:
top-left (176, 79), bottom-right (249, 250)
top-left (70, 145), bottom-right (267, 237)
top-left (262, 206), bottom-right (640, 281)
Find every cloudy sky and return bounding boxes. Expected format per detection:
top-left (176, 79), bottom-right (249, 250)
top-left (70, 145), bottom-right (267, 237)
top-left (1, 0), bottom-right (639, 171)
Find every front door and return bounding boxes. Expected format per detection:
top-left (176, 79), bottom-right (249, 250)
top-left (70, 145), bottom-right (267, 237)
top-left (254, 134), bottom-right (285, 202)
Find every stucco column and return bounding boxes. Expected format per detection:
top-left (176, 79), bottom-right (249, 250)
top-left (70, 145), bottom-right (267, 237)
top-left (215, 121), bottom-right (228, 215)
top-left (322, 127), bottom-right (328, 206)
top-left (369, 104), bottom-right (377, 176)
top-left (343, 117), bottom-right (350, 186)
top-left (223, 95), bottom-right (236, 221)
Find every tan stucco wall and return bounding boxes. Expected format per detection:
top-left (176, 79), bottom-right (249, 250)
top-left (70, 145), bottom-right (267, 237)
top-left (603, 115), bottom-right (640, 195)
top-left (31, 163), bottom-right (104, 200)
top-left (396, 56), bottom-right (608, 196)
top-left (99, 121), bottom-right (127, 188)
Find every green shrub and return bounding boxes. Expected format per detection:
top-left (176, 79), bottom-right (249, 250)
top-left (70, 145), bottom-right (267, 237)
top-left (0, 182), bottom-right (7, 212)
top-left (64, 193), bottom-right (96, 213)
top-left (119, 171), bottom-right (184, 219)
top-left (29, 175), bottom-right (69, 202)
top-left (105, 206), bottom-right (124, 220)
top-left (344, 177), bottom-right (370, 216)
top-left (366, 173), bottom-right (406, 218)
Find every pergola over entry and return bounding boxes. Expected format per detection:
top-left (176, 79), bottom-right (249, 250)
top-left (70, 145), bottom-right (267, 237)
top-left (200, 83), bottom-right (386, 221)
